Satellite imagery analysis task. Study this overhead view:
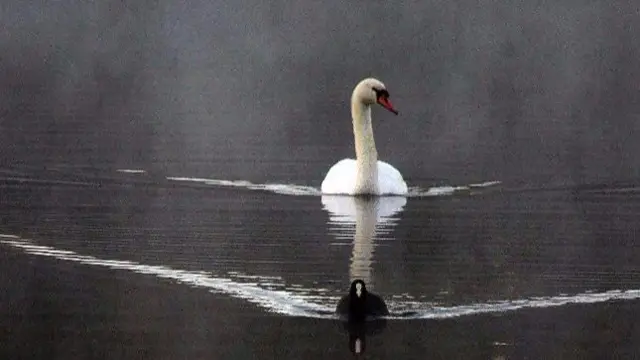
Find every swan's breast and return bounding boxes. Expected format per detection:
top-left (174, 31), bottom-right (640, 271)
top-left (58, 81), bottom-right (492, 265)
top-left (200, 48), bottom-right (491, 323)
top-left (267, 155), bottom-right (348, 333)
top-left (321, 159), bottom-right (407, 196)
top-left (376, 161), bottom-right (408, 195)
top-left (321, 159), bottom-right (358, 195)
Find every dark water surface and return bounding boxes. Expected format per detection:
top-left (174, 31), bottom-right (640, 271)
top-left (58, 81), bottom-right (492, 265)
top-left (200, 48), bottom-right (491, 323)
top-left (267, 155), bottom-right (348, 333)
top-left (1, 168), bottom-right (640, 358)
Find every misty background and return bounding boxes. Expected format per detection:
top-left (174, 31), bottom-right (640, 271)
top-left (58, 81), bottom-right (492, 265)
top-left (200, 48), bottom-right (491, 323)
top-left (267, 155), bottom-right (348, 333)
top-left (1, 0), bottom-right (639, 187)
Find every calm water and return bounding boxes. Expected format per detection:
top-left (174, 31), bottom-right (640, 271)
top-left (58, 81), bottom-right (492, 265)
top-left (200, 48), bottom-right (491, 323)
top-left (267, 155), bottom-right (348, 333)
top-left (1, 166), bottom-right (640, 358)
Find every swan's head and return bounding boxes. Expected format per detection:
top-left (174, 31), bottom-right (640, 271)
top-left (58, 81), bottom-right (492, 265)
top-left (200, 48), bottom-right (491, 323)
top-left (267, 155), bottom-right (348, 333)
top-left (353, 78), bottom-right (399, 115)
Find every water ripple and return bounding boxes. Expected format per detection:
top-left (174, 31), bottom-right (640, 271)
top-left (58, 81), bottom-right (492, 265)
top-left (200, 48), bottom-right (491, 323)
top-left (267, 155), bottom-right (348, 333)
top-left (166, 175), bottom-right (501, 197)
top-left (2, 233), bottom-right (640, 321)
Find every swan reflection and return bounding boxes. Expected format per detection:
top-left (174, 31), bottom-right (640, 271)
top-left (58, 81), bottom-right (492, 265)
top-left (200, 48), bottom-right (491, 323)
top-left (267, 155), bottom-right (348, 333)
top-left (321, 196), bottom-right (406, 288)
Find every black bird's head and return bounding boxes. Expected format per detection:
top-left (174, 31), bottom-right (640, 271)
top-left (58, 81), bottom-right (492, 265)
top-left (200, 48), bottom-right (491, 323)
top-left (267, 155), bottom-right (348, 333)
top-left (350, 279), bottom-right (368, 299)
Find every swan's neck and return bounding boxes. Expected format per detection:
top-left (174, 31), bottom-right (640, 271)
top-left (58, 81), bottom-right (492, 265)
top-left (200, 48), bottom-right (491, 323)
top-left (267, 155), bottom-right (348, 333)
top-left (351, 98), bottom-right (378, 193)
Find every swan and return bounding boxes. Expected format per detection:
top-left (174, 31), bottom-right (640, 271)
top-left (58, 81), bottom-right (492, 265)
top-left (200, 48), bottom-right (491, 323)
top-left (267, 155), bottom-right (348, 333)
top-left (321, 78), bottom-right (408, 196)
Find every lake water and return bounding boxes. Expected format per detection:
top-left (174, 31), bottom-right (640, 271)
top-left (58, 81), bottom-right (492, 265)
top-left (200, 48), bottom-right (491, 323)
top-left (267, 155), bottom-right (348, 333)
top-left (2, 165), bottom-right (640, 358)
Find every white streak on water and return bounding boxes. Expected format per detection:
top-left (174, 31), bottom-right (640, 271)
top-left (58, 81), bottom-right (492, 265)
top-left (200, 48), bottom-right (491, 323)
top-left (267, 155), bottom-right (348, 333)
top-left (116, 169), bottom-right (147, 174)
top-left (3, 233), bottom-right (638, 320)
top-left (0, 234), bottom-right (335, 318)
top-left (386, 289), bottom-right (640, 319)
top-left (167, 177), bottom-right (322, 196)
top-left (165, 176), bottom-right (501, 198)
top-left (112, 167), bottom-right (501, 197)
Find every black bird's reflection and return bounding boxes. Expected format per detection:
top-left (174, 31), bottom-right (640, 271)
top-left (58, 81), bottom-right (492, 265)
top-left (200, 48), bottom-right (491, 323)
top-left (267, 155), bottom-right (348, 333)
top-left (342, 319), bottom-right (388, 356)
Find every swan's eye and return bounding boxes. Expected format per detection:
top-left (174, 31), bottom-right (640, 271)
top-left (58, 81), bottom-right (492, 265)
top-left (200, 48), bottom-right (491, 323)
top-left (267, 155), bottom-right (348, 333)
top-left (372, 87), bottom-right (389, 98)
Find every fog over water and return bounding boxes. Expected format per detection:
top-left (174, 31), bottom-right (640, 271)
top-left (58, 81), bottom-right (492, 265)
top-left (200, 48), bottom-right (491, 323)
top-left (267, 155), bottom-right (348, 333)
top-left (2, 0), bottom-right (639, 186)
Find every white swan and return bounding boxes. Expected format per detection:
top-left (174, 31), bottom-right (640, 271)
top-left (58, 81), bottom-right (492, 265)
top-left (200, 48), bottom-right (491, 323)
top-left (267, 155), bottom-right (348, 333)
top-left (321, 78), bottom-right (408, 196)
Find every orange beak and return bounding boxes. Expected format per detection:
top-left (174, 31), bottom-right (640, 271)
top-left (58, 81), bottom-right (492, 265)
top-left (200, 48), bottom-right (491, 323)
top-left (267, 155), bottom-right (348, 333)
top-left (377, 96), bottom-right (399, 115)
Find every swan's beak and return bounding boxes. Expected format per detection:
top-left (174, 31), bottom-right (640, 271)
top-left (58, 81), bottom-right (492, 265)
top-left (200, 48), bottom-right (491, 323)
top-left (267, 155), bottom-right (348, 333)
top-left (377, 96), bottom-right (399, 115)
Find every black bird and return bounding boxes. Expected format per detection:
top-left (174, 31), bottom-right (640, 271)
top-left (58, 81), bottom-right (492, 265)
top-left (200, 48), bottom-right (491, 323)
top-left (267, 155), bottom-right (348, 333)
top-left (336, 279), bottom-right (389, 322)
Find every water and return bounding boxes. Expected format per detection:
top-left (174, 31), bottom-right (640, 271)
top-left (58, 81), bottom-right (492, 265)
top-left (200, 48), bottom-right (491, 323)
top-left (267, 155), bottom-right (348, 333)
top-left (2, 166), bottom-right (640, 358)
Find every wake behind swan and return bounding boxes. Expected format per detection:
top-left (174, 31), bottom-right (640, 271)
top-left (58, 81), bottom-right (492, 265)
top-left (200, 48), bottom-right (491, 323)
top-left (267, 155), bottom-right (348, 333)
top-left (163, 175), bottom-right (500, 198)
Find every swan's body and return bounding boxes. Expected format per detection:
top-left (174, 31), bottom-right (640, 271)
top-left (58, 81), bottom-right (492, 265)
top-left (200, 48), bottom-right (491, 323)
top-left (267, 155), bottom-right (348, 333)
top-left (321, 159), bottom-right (407, 195)
top-left (321, 78), bottom-right (408, 196)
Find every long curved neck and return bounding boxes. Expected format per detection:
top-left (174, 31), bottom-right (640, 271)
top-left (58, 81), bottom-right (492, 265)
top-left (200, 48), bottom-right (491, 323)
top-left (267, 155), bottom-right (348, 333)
top-left (351, 96), bottom-right (378, 193)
